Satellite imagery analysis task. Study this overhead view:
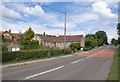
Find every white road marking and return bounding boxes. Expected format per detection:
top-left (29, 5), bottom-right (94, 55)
top-left (71, 46), bottom-right (109, 65)
top-left (24, 65), bottom-right (64, 80)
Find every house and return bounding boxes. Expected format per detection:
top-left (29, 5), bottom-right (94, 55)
top-left (1, 30), bottom-right (20, 42)
top-left (33, 34), bottom-right (85, 49)
top-left (1, 30), bottom-right (21, 51)
top-left (7, 43), bottom-right (20, 51)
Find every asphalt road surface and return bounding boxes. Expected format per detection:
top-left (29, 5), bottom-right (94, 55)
top-left (2, 45), bottom-right (116, 80)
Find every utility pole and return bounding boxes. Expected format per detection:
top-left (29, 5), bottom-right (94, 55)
top-left (64, 12), bottom-right (66, 49)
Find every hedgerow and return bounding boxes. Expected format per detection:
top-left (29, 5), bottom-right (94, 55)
top-left (2, 49), bottom-right (72, 62)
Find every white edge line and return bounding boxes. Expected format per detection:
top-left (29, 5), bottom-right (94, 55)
top-left (24, 65), bottom-right (64, 80)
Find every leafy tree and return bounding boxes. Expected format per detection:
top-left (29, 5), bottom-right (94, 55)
top-left (24, 40), bottom-right (39, 50)
top-left (117, 23), bottom-right (120, 36)
top-left (2, 35), bottom-right (12, 44)
top-left (19, 27), bottom-right (37, 50)
top-left (111, 38), bottom-right (118, 46)
top-left (85, 34), bottom-right (97, 48)
top-left (69, 43), bottom-right (81, 52)
top-left (117, 23), bottom-right (120, 44)
top-left (95, 31), bottom-right (108, 46)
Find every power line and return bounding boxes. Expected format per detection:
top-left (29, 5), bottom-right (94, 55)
top-left (3, 16), bottom-right (28, 22)
top-left (2, 16), bottom-right (62, 30)
top-left (35, 2), bottom-right (65, 14)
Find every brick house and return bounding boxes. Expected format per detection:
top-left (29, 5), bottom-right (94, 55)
top-left (33, 34), bottom-right (85, 49)
top-left (1, 30), bottom-right (20, 42)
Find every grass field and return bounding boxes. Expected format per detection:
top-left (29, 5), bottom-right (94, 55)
top-left (108, 47), bottom-right (119, 80)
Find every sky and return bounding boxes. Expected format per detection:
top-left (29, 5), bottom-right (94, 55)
top-left (1, 1), bottom-right (118, 43)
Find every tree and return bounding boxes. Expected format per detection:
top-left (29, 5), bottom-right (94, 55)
top-left (2, 35), bottom-right (12, 44)
top-left (111, 38), bottom-right (118, 46)
top-left (117, 23), bottom-right (120, 36)
top-left (85, 34), bottom-right (97, 48)
top-left (19, 27), bottom-right (37, 50)
top-left (117, 23), bottom-right (120, 44)
top-left (19, 27), bottom-right (35, 45)
top-left (24, 40), bottom-right (39, 50)
top-left (69, 43), bottom-right (81, 52)
top-left (95, 31), bottom-right (108, 46)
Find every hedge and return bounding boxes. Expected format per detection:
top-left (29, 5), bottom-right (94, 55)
top-left (2, 49), bottom-right (72, 62)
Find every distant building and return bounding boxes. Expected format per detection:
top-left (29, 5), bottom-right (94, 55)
top-left (7, 43), bottom-right (20, 51)
top-left (1, 30), bottom-right (20, 52)
top-left (1, 30), bottom-right (20, 42)
top-left (33, 34), bottom-right (85, 49)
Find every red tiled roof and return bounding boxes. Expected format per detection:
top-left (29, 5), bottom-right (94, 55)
top-left (0, 31), bottom-right (20, 39)
top-left (37, 34), bottom-right (84, 42)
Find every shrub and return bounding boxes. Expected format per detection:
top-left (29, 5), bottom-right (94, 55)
top-left (83, 47), bottom-right (91, 51)
top-left (69, 43), bottom-right (81, 52)
top-left (2, 48), bottom-right (72, 62)
top-left (2, 44), bottom-right (8, 52)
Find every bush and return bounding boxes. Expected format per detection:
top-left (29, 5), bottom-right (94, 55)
top-left (2, 44), bottom-right (8, 52)
top-left (83, 47), bottom-right (92, 51)
top-left (24, 40), bottom-right (40, 50)
top-left (2, 48), bottom-right (72, 62)
top-left (69, 43), bottom-right (81, 52)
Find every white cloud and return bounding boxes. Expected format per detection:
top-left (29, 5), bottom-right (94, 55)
top-left (92, 2), bottom-right (117, 21)
top-left (2, 5), bottom-right (21, 18)
top-left (23, 5), bottom-right (45, 16)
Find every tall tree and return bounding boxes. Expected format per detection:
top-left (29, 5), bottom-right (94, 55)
top-left (111, 38), bottom-right (118, 46)
top-left (85, 34), bottom-right (97, 48)
top-left (19, 27), bottom-right (35, 49)
top-left (117, 23), bottom-right (120, 44)
top-left (95, 31), bottom-right (108, 46)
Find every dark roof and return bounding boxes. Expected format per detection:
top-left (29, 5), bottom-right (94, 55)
top-left (37, 34), bottom-right (84, 42)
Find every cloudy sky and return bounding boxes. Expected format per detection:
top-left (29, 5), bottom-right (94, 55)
top-left (1, 1), bottom-right (118, 43)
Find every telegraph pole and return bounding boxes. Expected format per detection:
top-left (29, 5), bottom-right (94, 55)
top-left (64, 12), bottom-right (66, 49)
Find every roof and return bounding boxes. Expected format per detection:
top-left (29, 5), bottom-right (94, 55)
top-left (37, 34), bottom-right (84, 42)
top-left (0, 31), bottom-right (20, 39)
top-left (7, 43), bottom-right (20, 48)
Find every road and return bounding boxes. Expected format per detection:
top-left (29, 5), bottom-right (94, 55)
top-left (2, 45), bottom-right (116, 81)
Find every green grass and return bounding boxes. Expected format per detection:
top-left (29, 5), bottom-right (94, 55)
top-left (108, 47), bottom-right (119, 80)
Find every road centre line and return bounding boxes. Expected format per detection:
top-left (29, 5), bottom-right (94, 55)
top-left (24, 65), bottom-right (64, 80)
top-left (71, 47), bottom-right (108, 64)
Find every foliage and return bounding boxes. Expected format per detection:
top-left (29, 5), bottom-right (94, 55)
top-left (69, 43), bottom-right (81, 52)
top-left (83, 47), bottom-right (92, 51)
top-left (2, 44), bottom-right (8, 52)
top-left (117, 23), bottom-right (120, 36)
top-left (95, 31), bottom-right (108, 46)
top-left (24, 40), bottom-right (40, 50)
top-left (2, 36), bottom-right (12, 44)
top-left (111, 38), bottom-right (118, 46)
top-left (85, 34), bottom-right (97, 49)
top-left (2, 49), bottom-right (72, 62)
top-left (117, 23), bottom-right (120, 44)
top-left (18, 27), bottom-right (39, 50)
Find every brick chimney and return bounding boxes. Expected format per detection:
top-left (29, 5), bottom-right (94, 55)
top-left (9, 30), bottom-right (11, 33)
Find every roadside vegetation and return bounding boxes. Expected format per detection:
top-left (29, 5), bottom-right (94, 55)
top-left (84, 31), bottom-right (108, 51)
top-left (108, 23), bottom-right (120, 81)
top-left (108, 47), bottom-right (119, 80)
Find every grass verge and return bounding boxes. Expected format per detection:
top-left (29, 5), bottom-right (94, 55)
top-left (108, 47), bottom-right (119, 80)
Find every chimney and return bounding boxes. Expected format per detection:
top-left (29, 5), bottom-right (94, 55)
top-left (9, 30), bottom-right (11, 33)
